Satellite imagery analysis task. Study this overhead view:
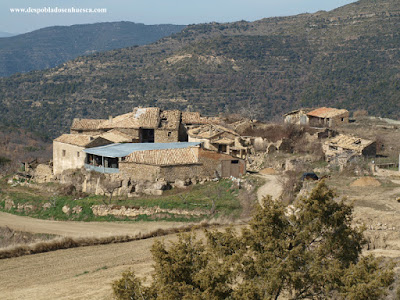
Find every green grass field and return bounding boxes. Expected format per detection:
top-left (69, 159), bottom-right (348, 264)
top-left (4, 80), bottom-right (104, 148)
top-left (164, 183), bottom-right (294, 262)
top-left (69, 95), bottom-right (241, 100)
top-left (0, 178), bottom-right (242, 222)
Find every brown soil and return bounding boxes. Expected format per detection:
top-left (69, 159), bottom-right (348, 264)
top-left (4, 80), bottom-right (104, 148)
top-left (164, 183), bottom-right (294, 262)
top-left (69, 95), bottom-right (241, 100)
top-left (259, 167), bottom-right (276, 175)
top-left (350, 176), bottom-right (381, 187)
top-left (257, 174), bottom-right (283, 206)
top-left (0, 233), bottom-right (178, 300)
top-left (0, 211), bottom-right (186, 238)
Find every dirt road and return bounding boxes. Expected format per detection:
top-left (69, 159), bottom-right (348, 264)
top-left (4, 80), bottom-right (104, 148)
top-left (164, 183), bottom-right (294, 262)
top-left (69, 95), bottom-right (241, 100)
top-left (257, 174), bottom-right (283, 206)
top-left (0, 233), bottom-right (181, 300)
top-left (0, 211), bottom-right (186, 238)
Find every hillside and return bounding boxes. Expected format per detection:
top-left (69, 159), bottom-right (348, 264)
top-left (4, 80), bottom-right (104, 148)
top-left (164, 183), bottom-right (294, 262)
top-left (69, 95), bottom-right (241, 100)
top-left (0, 22), bottom-right (185, 77)
top-left (0, 0), bottom-right (399, 138)
top-left (0, 32), bottom-right (15, 38)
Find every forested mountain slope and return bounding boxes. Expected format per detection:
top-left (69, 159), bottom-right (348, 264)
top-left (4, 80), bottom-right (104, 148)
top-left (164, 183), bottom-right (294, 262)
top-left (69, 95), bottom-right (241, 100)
top-left (0, 22), bottom-right (185, 77)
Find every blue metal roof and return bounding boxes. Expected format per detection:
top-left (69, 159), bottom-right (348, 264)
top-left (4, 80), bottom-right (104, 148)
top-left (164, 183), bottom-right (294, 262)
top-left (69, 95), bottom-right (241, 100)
top-left (84, 142), bottom-right (201, 158)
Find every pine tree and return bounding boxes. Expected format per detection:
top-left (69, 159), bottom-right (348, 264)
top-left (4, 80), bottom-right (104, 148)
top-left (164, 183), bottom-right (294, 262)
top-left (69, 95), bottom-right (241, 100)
top-left (113, 181), bottom-right (394, 300)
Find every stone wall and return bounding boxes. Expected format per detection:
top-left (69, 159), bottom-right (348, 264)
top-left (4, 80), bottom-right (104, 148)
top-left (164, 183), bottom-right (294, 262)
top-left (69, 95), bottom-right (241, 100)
top-left (159, 164), bottom-right (203, 182)
top-left (155, 129), bottom-right (179, 143)
top-left (331, 112), bottom-right (350, 127)
top-left (119, 162), bottom-right (161, 181)
top-left (53, 141), bottom-right (86, 175)
top-left (91, 205), bottom-right (206, 218)
top-left (198, 148), bottom-right (246, 178)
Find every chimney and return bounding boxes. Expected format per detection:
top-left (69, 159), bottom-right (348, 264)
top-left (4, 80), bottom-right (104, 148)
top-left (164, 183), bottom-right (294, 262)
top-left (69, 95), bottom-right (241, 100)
top-left (109, 115), bottom-right (113, 124)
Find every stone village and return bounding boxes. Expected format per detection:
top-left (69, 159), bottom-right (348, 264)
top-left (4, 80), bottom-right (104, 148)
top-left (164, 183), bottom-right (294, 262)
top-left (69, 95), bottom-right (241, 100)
top-left (28, 106), bottom-right (377, 198)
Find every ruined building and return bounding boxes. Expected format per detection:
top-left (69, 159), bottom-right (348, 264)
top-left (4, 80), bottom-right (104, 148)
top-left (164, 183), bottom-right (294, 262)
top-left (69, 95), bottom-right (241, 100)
top-left (187, 124), bottom-right (249, 159)
top-left (323, 134), bottom-right (376, 163)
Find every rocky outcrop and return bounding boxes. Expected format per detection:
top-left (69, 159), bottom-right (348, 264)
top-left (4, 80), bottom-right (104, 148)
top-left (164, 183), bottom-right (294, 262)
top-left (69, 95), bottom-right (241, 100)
top-left (56, 168), bottom-right (174, 197)
top-left (4, 199), bottom-right (15, 210)
top-left (62, 205), bottom-right (71, 215)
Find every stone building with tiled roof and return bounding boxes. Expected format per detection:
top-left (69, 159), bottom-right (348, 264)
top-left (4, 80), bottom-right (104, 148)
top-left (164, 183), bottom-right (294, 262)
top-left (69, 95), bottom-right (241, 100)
top-left (307, 107), bottom-right (349, 127)
top-left (53, 134), bottom-right (113, 175)
top-left (53, 107), bottom-right (231, 176)
top-left (69, 107), bottom-right (221, 144)
top-left (83, 142), bottom-right (246, 182)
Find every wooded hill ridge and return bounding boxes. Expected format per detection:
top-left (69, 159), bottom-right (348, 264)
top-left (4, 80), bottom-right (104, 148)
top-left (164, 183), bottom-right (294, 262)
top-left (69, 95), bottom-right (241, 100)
top-left (0, 22), bottom-right (186, 77)
top-left (0, 0), bottom-right (399, 138)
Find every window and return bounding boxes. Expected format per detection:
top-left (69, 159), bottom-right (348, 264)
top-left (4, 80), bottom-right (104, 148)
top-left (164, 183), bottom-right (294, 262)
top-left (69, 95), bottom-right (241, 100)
top-left (341, 118), bottom-right (344, 122)
top-left (231, 160), bottom-right (239, 164)
top-left (62, 150), bottom-right (66, 157)
top-left (77, 152), bottom-right (80, 158)
top-left (168, 132), bottom-right (172, 137)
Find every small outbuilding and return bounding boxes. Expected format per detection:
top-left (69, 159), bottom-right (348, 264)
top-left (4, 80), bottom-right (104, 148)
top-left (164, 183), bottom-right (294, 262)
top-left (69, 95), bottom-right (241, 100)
top-left (307, 107), bottom-right (349, 127)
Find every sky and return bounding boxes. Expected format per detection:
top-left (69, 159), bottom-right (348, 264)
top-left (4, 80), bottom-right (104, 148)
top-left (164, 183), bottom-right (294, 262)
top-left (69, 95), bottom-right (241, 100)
top-left (1, 0), bottom-right (357, 34)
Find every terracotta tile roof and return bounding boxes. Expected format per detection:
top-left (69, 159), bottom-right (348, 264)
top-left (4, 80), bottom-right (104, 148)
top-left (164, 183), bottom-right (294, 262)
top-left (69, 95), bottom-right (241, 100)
top-left (54, 134), bottom-right (94, 147)
top-left (159, 110), bottom-right (181, 130)
top-left (125, 147), bottom-right (199, 165)
top-left (71, 118), bottom-right (106, 130)
top-left (98, 129), bottom-right (133, 143)
top-left (307, 107), bottom-right (349, 118)
top-left (98, 107), bottom-right (161, 130)
top-left (325, 134), bottom-right (374, 152)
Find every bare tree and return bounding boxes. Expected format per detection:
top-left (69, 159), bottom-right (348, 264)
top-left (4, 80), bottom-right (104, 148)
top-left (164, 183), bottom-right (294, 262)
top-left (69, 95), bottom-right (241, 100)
top-left (102, 180), bottom-right (122, 205)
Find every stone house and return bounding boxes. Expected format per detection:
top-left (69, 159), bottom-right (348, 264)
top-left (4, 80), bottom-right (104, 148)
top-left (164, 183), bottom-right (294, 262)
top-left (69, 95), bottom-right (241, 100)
top-left (69, 107), bottom-right (222, 144)
top-left (54, 107), bottom-right (238, 181)
top-left (96, 107), bottom-right (187, 143)
top-left (53, 134), bottom-right (113, 175)
top-left (283, 109), bottom-right (312, 125)
top-left (83, 142), bottom-right (246, 182)
top-left (307, 107), bottom-right (349, 127)
top-left (187, 124), bottom-right (249, 159)
top-left (323, 134), bottom-right (376, 162)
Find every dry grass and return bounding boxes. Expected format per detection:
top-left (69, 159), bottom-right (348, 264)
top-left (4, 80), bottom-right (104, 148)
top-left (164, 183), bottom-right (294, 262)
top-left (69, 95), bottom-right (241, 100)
top-left (0, 226), bottom-right (56, 248)
top-left (0, 221), bottom-right (227, 260)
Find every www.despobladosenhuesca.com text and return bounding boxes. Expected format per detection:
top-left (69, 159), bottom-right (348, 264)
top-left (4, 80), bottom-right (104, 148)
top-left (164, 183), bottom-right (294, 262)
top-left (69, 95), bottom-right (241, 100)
top-left (9, 7), bottom-right (107, 14)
